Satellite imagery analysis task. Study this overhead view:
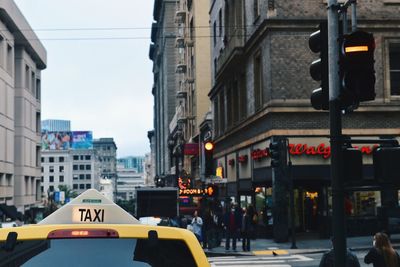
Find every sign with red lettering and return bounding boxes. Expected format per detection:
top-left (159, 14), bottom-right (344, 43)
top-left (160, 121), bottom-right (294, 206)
top-left (250, 143), bottom-right (379, 160)
top-left (228, 159), bottom-right (235, 166)
top-left (184, 143), bottom-right (199, 155)
top-left (238, 155), bottom-right (248, 163)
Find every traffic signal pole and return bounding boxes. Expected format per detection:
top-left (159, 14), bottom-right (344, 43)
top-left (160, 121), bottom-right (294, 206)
top-left (328, 0), bottom-right (347, 266)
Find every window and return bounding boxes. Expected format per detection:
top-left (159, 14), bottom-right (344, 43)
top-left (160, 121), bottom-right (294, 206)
top-left (41, 167), bottom-right (44, 173)
top-left (59, 176), bottom-right (64, 182)
top-left (214, 98), bottom-right (219, 135)
top-left (49, 157), bottom-right (54, 163)
top-left (389, 43), bottom-right (400, 96)
top-left (218, 9), bottom-right (222, 38)
top-left (86, 174), bottom-right (91, 180)
top-left (254, 0), bottom-right (260, 20)
top-left (86, 164), bottom-right (91, 170)
top-left (79, 174), bottom-right (85, 180)
top-left (59, 166), bottom-right (64, 172)
top-left (86, 184), bottom-right (91, 189)
top-left (73, 175), bottom-right (78, 180)
top-left (41, 157), bottom-right (44, 163)
top-left (218, 91), bottom-right (225, 133)
top-left (31, 71), bottom-right (35, 95)
top-left (73, 184), bottom-right (78, 189)
top-left (213, 21), bottom-right (217, 46)
top-left (6, 44), bottom-right (12, 74)
top-left (85, 155), bottom-right (91, 160)
top-left (79, 165), bottom-right (85, 170)
top-left (73, 155), bottom-right (79, 160)
top-left (49, 185), bottom-right (54, 192)
top-left (41, 176), bottom-right (43, 182)
top-left (59, 157), bottom-right (64, 162)
top-left (79, 184), bottom-right (85, 189)
top-left (254, 52), bottom-right (263, 110)
top-left (25, 65), bottom-right (30, 90)
top-left (239, 74), bottom-right (247, 120)
top-left (49, 176), bottom-right (54, 182)
top-left (36, 113), bottom-right (41, 134)
top-left (80, 155), bottom-right (84, 160)
top-left (36, 79), bottom-right (41, 101)
top-left (73, 165), bottom-right (78, 171)
top-left (49, 166), bottom-right (54, 173)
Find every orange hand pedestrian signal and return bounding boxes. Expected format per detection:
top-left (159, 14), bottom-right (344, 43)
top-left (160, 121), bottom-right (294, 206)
top-left (207, 187), bottom-right (214, 196)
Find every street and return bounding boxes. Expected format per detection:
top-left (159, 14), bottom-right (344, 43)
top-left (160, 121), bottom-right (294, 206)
top-left (208, 250), bottom-right (372, 267)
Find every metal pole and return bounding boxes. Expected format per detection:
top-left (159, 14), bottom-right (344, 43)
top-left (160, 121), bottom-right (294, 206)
top-left (288, 160), bottom-right (297, 249)
top-left (351, 2), bottom-right (357, 32)
top-left (328, 1), bottom-right (347, 266)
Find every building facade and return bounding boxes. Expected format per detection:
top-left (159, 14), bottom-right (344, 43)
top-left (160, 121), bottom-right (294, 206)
top-left (0, 0), bottom-right (47, 215)
top-left (41, 119), bottom-right (71, 132)
top-left (149, 0), bottom-right (178, 177)
top-left (209, 0), bottom-right (400, 241)
top-left (116, 163), bottom-right (145, 201)
top-left (168, 0), bottom-right (212, 185)
top-left (93, 138), bottom-right (117, 180)
top-left (117, 156), bottom-right (145, 173)
top-left (41, 149), bottom-right (99, 197)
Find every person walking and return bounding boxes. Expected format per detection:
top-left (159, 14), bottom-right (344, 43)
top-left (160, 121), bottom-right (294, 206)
top-left (241, 207), bottom-right (253, 251)
top-left (319, 238), bottom-right (360, 267)
top-left (223, 204), bottom-right (242, 251)
top-left (191, 210), bottom-right (203, 243)
top-left (364, 232), bottom-right (400, 267)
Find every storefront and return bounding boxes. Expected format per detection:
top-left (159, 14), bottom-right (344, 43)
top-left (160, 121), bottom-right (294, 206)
top-left (216, 136), bottom-right (396, 239)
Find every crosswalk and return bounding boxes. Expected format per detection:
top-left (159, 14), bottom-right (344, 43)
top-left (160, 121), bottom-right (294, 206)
top-left (208, 254), bottom-right (314, 267)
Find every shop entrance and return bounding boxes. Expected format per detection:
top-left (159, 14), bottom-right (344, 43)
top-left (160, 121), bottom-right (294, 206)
top-left (296, 186), bottom-right (324, 233)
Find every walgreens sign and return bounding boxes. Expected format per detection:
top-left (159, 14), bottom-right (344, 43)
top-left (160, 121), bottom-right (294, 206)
top-left (251, 143), bottom-right (378, 160)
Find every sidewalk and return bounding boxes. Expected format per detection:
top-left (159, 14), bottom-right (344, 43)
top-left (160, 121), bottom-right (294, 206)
top-left (204, 233), bottom-right (400, 257)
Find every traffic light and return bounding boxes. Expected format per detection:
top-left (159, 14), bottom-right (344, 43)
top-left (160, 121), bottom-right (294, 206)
top-left (309, 21), bottom-right (329, 110)
top-left (204, 141), bottom-right (214, 177)
top-left (339, 31), bottom-right (375, 108)
top-left (373, 147), bottom-right (400, 185)
top-left (343, 148), bottom-right (363, 186)
top-left (269, 139), bottom-right (287, 168)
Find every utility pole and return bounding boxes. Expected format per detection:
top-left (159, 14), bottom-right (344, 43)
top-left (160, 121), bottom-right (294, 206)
top-left (328, 0), bottom-right (346, 266)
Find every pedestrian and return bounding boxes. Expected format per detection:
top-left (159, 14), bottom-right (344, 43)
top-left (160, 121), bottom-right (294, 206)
top-left (364, 232), bottom-right (400, 267)
top-left (247, 204), bottom-right (257, 239)
top-left (223, 204), bottom-right (242, 251)
top-left (241, 207), bottom-right (253, 251)
top-left (191, 210), bottom-right (203, 242)
top-left (319, 238), bottom-right (360, 267)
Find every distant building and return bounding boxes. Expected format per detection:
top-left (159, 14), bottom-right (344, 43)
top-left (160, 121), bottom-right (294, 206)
top-left (99, 178), bottom-right (114, 201)
top-left (41, 149), bottom-right (99, 197)
top-left (93, 138), bottom-right (117, 180)
top-left (117, 156), bottom-right (145, 173)
top-left (144, 153), bottom-right (155, 186)
top-left (41, 119), bottom-right (71, 132)
top-left (116, 164), bottom-right (145, 201)
top-left (0, 0), bottom-right (47, 218)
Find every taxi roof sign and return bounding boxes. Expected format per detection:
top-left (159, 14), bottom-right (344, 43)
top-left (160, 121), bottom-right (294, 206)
top-left (38, 189), bottom-right (140, 225)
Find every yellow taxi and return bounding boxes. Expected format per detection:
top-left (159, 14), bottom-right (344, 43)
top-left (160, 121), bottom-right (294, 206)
top-left (0, 189), bottom-right (210, 267)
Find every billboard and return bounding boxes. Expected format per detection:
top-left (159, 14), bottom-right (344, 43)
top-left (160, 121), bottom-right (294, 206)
top-left (71, 131), bottom-right (93, 149)
top-left (41, 131), bottom-right (93, 150)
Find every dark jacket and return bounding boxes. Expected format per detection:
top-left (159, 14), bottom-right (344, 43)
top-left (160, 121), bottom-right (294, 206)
top-left (319, 249), bottom-right (360, 267)
top-left (223, 209), bottom-right (242, 231)
top-left (364, 247), bottom-right (400, 267)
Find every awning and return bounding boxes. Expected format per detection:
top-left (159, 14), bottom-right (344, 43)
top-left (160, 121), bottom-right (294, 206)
top-left (0, 204), bottom-right (18, 220)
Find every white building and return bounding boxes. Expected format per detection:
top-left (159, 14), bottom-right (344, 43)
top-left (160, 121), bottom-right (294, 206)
top-left (41, 149), bottom-right (99, 197)
top-left (116, 164), bottom-right (145, 201)
top-left (98, 178), bottom-right (114, 201)
top-left (0, 0), bottom-right (47, 215)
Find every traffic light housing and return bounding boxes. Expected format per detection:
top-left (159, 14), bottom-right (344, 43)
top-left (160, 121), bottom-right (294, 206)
top-left (269, 139), bottom-right (287, 169)
top-left (339, 31), bottom-right (375, 108)
top-left (204, 141), bottom-right (214, 177)
top-left (373, 147), bottom-right (400, 185)
top-left (309, 21), bottom-right (329, 110)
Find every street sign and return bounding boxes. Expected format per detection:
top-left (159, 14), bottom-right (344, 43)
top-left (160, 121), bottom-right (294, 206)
top-left (206, 177), bottom-right (227, 184)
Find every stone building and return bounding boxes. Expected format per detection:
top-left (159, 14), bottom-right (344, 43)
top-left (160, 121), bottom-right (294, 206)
top-left (0, 0), bottom-right (46, 217)
top-left (209, 0), bottom-right (400, 241)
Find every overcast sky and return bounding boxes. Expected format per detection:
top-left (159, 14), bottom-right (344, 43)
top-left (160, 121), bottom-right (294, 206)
top-left (14, 0), bottom-right (154, 158)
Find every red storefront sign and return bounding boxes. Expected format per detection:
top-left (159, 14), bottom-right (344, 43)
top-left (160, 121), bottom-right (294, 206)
top-left (228, 159), bottom-right (235, 166)
top-left (238, 155), bottom-right (248, 163)
top-left (250, 143), bottom-right (379, 160)
top-left (183, 143), bottom-right (199, 155)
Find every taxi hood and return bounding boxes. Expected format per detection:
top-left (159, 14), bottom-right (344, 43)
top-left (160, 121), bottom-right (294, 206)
top-left (38, 189), bottom-right (140, 225)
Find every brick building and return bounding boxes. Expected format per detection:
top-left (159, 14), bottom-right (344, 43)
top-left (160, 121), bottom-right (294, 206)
top-left (209, 0), bottom-right (400, 241)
